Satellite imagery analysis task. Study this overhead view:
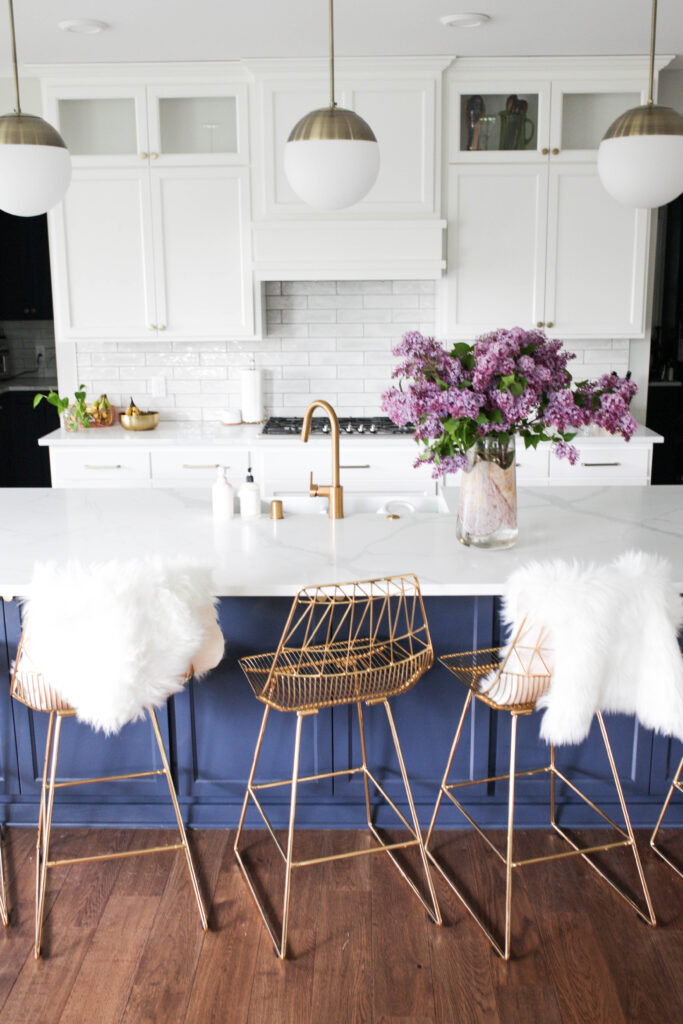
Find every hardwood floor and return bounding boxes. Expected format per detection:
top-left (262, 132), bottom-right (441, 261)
top-left (0, 826), bottom-right (681, 1024)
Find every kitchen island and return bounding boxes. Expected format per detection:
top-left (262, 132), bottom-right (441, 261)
top-left (1, 485), bottom-right (681, 831)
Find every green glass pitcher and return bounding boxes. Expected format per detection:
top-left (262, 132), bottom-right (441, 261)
top-left (498, 111), bottom-right (535, 150)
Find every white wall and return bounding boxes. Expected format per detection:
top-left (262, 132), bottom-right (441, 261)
top-left (0, 76), bottom-right (42, 114)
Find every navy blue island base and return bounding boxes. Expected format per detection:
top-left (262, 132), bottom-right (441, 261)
top-left (2, 595), bottom-right (681, 832)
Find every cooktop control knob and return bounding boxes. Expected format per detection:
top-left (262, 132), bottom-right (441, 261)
top-left (345, 423), bottom-right (353, 433)
top-left (357, 424), bottom-right (365, 433)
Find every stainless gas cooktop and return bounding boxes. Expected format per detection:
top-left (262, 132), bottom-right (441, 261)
top-left (261, 415), bottom-right (412, 436)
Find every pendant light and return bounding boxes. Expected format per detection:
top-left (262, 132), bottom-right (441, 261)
top-left (598, 0), bottom-right (683, 209)
top-left (284, 0), bottom-right (379, 210)
top-left (0, 0), bottom-right (71, 216)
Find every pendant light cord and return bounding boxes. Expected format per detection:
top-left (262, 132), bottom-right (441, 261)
top-left (328, 0), bottom-right (336, 109)
top-left (648, 0), bottom-right (657, 105)
top-left (7, 0), bottom-right (21, 114)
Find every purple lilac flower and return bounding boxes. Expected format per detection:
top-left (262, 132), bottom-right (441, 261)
top-left (380, 329), bottom-right (637, 480)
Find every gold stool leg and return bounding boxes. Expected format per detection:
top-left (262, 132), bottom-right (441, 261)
top-left (373, 701), bottom-right (441, 925)
top-left (503, 713), bottom-right (520, 961)
top-left (425, 690), bottom-right (473, 853)
top-left (0, 826), bottom-right (8, 927)
top-left (596, 712), bottom-right (655, 925)
top-left (35, 712), bottom-right (62, 959)
top-left (279, 711), bottom-right (304, 959)
top-left (356, 703), bottom-right (373, 828)
top-left (148, 709), bottom-right (208, 931)
top-left (650, 754), bottom-right (683, 878)
top-left (234, 705), bottom-right (270, 859)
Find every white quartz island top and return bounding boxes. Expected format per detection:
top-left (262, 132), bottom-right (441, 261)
top-left (0, 485), bottom-right (681, 598)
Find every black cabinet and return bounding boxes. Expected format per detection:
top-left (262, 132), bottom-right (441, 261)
top-left (0, 211), bottom-right (53, 320)
top-left (0, 390), bottom-right (57, 486)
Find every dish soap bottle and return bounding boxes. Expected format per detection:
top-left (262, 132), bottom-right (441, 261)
top-left (238, 465), bottom-right (261, 519)
top-left (212, 466), bottom-right (234, 521)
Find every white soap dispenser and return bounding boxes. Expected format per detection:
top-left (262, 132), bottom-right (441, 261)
top-left (238, 465), bottom-right (261, 519)
top-left (212, 466), bottom-right (234, 521)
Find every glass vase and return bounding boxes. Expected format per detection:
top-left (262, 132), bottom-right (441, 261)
top-left (456, 435), bottom-right (518, 549)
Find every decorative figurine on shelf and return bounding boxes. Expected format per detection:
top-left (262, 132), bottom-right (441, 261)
top-left (382, 328), bottom-right (638, 549)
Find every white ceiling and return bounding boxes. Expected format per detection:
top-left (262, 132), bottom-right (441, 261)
top-left (0, 1), bottom-right (681, 71)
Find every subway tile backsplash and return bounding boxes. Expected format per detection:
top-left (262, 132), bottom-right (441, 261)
top-left (72, 281), bottom-right (631, 423)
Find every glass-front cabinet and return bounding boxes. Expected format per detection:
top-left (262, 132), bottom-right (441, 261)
top-left (42, 74), bottom-right (255, 342)
top-left (46, 82), bottom-right (248, 166)
top-left (442, 58), bottom-right (655, 340)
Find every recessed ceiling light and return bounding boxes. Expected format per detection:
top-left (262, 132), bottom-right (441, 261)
top-left (440, 13), bottom-right (491, 29)
top-left (58, 19), bottom-right (109, 35)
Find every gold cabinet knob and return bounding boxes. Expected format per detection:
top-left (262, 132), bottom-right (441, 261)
top-left (536, 321), bottom-right (544, 328)
top-left (541, 148), bottom-right (549, 155)
top-left (147, 324), bottom-right (156, 331)
top-left (150, 152), bottom-right (159, 160)
top-left (140, 152), bottom-right (148, 159)
top-left (158, 324), bottom-right (166, 331)
top-left (546, 321), bottom-right (554, 328)
top-left (551, 148), bottom-right (560, 155)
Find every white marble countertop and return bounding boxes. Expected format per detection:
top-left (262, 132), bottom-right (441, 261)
top-left (38, 421), bottom-right (663, 449)
top-left (0, 485), bottom-right (680, 598)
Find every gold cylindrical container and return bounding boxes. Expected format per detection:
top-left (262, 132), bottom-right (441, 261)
top-left (270, 500), bottom-right (283, 520)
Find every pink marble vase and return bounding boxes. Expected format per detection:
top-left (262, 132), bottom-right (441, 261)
top-left (456, 436), bottom-right (518, 549)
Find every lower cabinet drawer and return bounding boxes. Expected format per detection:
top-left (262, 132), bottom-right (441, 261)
top-left (150, 448), bottom-right (250, 487)
top-left (548, 444), bottom-right (650, 485)
top-left (264, 445), bottom-right (434, 495)
top-left (49, 449), bottom-right (151, 487)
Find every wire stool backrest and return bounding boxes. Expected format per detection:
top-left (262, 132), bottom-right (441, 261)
top-left (254, 573), bottom-right (433, 711)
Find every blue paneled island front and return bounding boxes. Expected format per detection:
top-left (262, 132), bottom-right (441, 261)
top-left (1, 485), bottom-right (682, 829)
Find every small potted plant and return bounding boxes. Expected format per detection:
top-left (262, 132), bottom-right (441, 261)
top-left (34, 387), bottom-right (115, 430)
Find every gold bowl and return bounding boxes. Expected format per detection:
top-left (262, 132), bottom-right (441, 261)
top-left (120, 411), bottom-right (159, 431)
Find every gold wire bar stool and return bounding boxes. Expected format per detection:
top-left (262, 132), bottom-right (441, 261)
top-left (650, 753), bottom-right (683, 877)
top-left (425, 620), bottom-right (656, 961)
top-left (235, 573), bottom-right (441, 958)
top-left (10, 632), bottom-right (208, 958)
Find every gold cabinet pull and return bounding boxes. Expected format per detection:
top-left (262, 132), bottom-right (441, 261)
top-left (551, 148), bottom-right (560, 155)
top-left (150, 152), bottom-right (159, 160)
top-left (182, 463), bottom-right (221, 469)
top-left (541, 147), bottom-right (549, 155)
top-left (147, 324), bottom-right (156, 331)
top-left (546, 321), bottom-right (554, 328)
top-left (340, 464), bottom-right (371, 469)
top-left (157, 324), bottom-right (166, 331)
top-left (85, 464), bottom-right (122, 470)
top-left (536, 321), bottom-right (544, 328)
top-left (140, 152), bottom-right (148, 159)
top-left (580, 461), bottom-right (621, 468)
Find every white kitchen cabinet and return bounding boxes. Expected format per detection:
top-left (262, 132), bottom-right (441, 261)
top-left (49, 448), bottom-right (151, 488)
top-left (548, 443), bottom-right (651, 485)
top-left (49, 165), bottom-right (254, 341)
top-left (260, 444), bottom-right (435, 495)
top-left (440, 58), bottom-right (662, 340)
top-left (42, 73), bottom-right (256, 341)
top-left (149, 448), bottom-right (252, 488)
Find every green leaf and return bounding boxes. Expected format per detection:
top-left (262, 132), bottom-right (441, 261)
top-left (490, 408), bottom-right (503, 425)
top-left (509, 381), bottom-right (525, 397)
top-left (475, 411), bottom-right (489, 425)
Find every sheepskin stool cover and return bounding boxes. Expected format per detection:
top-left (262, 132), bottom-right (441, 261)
top-left (21, 558), bottom-right (224, 734)
top-left (499, 551), bottom-right (683, 746)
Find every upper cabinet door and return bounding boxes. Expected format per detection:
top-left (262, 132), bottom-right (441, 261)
top-left (48, 85), bottom-right (149, 168)
top-left (545, 163), bottom-right (648, 339)
top-left (440, 163), bottom-right (548, 340)
top-left (548, 79), bottom-right (645, 162)
top-left (49, 168), bottom-right (157, 339)
top-left (145, 84), bottom-right (249, 165)
top-left (149, 167), bottom-right (254, 339)
top-left (447, 78), bottom-right (552, 162)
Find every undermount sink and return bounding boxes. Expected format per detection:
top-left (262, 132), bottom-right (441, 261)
top-left (271, 491), bottom-right (449, 517)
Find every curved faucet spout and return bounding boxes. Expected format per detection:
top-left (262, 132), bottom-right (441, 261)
top-left (301, 399), bottom-right (343, 517)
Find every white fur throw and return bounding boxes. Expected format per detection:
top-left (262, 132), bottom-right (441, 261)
top-left (20, 558), bottom-right (224, 734)
top-left (498, 551), bottom-right (683, 746)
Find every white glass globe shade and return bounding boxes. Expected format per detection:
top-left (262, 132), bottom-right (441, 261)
top-left (284, 138), bottom-right (380, 210)
top-left (0, 143), bottom-right (72, 216)
top-left (598, 134), bottom-right (683, 208)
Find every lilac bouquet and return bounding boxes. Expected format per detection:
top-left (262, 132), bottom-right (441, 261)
top-left (381, 328), bottom-right (638, 479)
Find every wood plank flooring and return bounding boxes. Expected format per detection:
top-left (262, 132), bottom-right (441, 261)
top-left (0, 826), bottom-right (681, 1024)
